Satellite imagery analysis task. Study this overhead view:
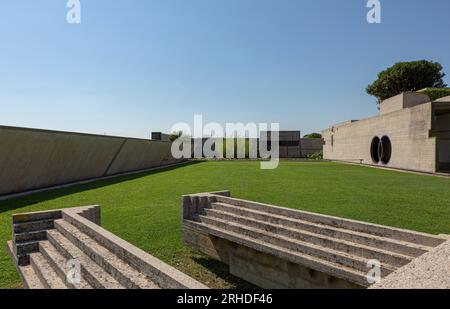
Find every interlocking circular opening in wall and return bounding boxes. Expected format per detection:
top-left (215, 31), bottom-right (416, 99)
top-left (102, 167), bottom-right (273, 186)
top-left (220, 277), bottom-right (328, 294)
top-left (379, 136), bottom-right (392, 165)
top-left (370, 136), bottom-right (392, 165)
top-left (370, 137), bottom-right (380, 163)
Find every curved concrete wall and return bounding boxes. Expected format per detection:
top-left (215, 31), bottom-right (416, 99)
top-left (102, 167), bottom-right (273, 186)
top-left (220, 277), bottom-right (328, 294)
top-left (0, 126), bottom-right (172, 196)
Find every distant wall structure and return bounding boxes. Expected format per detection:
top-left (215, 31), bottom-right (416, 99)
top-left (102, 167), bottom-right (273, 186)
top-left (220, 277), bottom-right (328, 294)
top-left (0, 126), bottom-right (178, 197)
top-left (262, 131), bottom-right (323, 158)
top-left (151, 132), bottom-right (170, 142)
top-left (322, 92), bottom-right (450, 174)
top-left (300, 138), bottom-right (324, 157)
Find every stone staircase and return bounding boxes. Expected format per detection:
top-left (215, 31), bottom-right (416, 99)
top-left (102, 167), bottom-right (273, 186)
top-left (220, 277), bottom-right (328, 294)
top-left (8, 206), bottom-right (207, 289)
top-left (182, 191), bottom-right (447, 288)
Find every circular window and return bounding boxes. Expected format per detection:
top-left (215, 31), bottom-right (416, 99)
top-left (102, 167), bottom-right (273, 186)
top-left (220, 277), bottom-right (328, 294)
top-left (379, 136), bottom-right (392, 165)
top-left (370, 137), bottom-right (380, 163)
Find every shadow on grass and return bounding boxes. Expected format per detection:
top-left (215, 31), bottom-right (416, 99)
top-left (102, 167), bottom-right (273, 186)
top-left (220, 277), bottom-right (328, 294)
top-left (192, 257), bottom-right (257, 289)
top-left (0, 161), bottom-right (202, 214)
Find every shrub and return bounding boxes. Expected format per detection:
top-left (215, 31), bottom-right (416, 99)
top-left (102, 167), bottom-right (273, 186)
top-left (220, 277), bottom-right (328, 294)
top-left (307, 151), bottom-right (323, 160)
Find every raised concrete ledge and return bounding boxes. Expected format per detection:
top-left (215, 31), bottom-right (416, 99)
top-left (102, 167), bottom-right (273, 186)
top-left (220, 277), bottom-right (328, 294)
top-left (370, 240), bottom-right (450, 289)
top-left (435, 95), bottom-right (450, 102)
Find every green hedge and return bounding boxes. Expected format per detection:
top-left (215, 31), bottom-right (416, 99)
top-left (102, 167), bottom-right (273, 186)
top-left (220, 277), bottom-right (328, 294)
top-left (421, 88), bottom-right (450, 101)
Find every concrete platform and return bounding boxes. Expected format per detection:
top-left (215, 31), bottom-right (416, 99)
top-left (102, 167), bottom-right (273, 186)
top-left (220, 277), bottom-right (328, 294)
top-left (370, 240), bottom-right (450, 289)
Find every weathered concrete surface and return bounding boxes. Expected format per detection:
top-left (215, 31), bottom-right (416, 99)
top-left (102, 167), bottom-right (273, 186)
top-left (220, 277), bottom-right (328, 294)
top-left (323, 97), bottom-right (437, 173)
top-left (105, 138), bottom-right (171, 176)
top-left (370, 240), bottom-right (450, 289)
top-left (181, 191), bottom-right (446, 289)
top-left (0, 125), bottom-right (176, 196)
top-left (379, 92), bottom-right (430, 115)
top-left (8, 205), bottom-right (208, 289)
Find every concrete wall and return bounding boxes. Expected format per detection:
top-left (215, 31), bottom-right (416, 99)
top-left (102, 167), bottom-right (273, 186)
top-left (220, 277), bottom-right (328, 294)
top-left (0, 126), bottom-right (173, 196)
top-left (380, 92), bottom-right (430, 115)
top-left (322, 102), bottom-right (437, 173)
top-left (300, 138), bottom-right (323, 156)
top-left (106, 138), bottom-right (170, 176)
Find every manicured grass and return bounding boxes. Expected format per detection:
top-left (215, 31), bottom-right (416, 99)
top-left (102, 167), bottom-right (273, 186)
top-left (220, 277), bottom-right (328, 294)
top-left (1, 161), bottom-right (449, 289)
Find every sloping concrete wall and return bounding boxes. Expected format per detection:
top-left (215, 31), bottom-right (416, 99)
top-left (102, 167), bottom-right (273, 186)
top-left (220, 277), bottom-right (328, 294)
top-left (0, 126), bottom-right (173, 196)
top-left (106, 138), bottom-right (170, 176)
top-left (322, 103), bottom-right (436, 173)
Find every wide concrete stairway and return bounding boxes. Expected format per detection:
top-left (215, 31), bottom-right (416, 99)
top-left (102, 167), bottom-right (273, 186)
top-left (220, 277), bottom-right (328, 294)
top-left (182, 191), bottom-right (447, 288)
top-left (8, 206), bottom-right (207, 289)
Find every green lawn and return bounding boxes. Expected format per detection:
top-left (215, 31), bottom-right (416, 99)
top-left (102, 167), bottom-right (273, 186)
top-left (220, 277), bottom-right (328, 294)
top-left (1, 161), bottom-right (449, 289)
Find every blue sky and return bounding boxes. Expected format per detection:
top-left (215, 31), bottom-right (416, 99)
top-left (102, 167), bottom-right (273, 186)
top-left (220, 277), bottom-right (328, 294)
top-left (1, 0), bottom-right (449, 138)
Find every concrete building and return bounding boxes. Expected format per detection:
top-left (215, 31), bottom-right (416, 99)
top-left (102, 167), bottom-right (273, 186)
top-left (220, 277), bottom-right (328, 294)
top-left (262, 131), bottom-right (323, 158)
top-left (151, 132), bottom-right (170, 142)
top-left (322, 92), bottom-right (450, 174)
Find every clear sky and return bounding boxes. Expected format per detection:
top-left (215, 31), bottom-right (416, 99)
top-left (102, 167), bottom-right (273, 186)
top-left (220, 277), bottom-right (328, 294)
top-left (1, 0), bottom-right (449, 138)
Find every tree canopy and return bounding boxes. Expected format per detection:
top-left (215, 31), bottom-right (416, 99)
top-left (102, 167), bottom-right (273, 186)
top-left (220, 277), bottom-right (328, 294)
top-left (366, 60), bottom-right (447, 105)
top-left (303, 133), bottom-right (322, 139)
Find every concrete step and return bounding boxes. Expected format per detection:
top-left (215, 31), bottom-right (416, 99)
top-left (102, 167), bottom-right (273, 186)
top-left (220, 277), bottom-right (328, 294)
top-left (61, 210), bottom-right (208, 289)
top-left (213, 195), bottom-right (445, 247)
top-left (204, 208), bottom-right (412, 268)
top-left (210, 202), bottom-right (433, 257)
top-left (46, 229), bottom-right (125, 289)
top-left (14, 230), bottom-right (47, 244)
top-left (30, 252), bottom-right (67, 289)
top-left (39, 241), bottom-right (92, 289)
top-left (14, 220), bottom-right (54, 234)
top-left (13, 210), bottom-right (62, 224)
top-left (195, 214), bottom-right (395, 277)
top-left (7, 241), bottom-right (44, 289)
top-left (54, 219), bottom-right (160, 289)
top-left (14, 241), bottom-right (40, 257)
top-left (10, 205), bottom-right (208, 290)
top-left (184, 220), bottom-right (371, 287)
top-left (20, 265), bottom-right (45, 289)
